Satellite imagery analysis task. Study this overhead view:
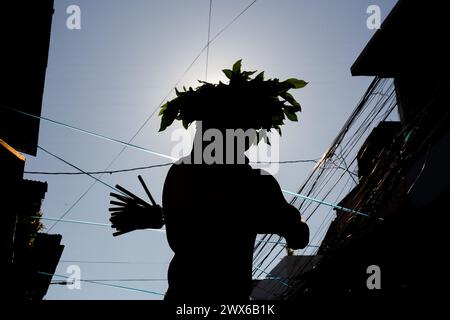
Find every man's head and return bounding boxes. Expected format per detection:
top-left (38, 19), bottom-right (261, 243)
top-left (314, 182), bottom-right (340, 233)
top-left (158, 60), bottom-right (306, 135)
top-left (191, 121), bottom-right (257, 165)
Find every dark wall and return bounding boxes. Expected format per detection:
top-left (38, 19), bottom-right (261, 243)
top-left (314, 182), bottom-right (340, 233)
top-left (0, 0), bottom-right (55, 156)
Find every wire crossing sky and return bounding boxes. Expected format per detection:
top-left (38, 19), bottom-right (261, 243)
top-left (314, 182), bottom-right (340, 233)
top-left (0, 106), bottom-right (177, 161)
top-left (7, 105), bottom-right (372, 218)
top-left (38, 272), bottom-right (165, 296)
top-left (44, 0), bottom-right (263, 233)
top-left (22, 0), bottom-right (398, 299)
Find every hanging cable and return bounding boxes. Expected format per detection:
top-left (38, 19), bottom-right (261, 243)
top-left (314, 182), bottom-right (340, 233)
top-left (282, 189), bottom-right (373, 219)
top-left (25, 162), bottom-right (174, 175)
top-left (24, 159), bottom-right (318, 176)
top-left (253, 267), bottom-right (289, 287)
top-left (7, 0), bottom-right (262, 232)
top-left (253, 78), bottom-right (395, 286)
top-left (64, 278), bottom-right (168, 282)
top-left (205, 0), bottom-right (213, 81)
top-left (38, 272), bottom-right (165, 297)
top-left (38, 143), bottom-right (370, 219)
top-left (30, 216), bottom-right (166, 232)
top-left (208, 0), bottom-right (257, 45)
top-left (0, 106), bottom-right (177, 161)
top-left (59, 260), bottom-right (169, 265)
top-left (37, 146), bottom-right (122, 193)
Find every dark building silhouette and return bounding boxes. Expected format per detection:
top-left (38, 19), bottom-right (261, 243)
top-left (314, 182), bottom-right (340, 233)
top-left (252, 0), bottom-right (449, 298)
top-left (0, 0), bottom-right (54, 155)
top-left (0, 0), bottom-right (63, 300)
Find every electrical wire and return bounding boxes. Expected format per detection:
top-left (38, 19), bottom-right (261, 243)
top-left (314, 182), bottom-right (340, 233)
top-left (31, 216), bottom-right (166, 232)
top-left (59, 260), bottom-right (169, 265)
top-left (25, 162), bottom-right (174, 175)
top-left (37, 146), bottom-right (121, 194)
top-left (35, 141), bottom-right (366, 221)
top-left (0, 105), bottom-right (176, 161)
top-left (252, 77), bottom-right (400, 293)
top-left (205, 0), bottom-right (213, 81)
top-left (24, 0), bottom-right (261, 232)
top-left (38, 272), bottom-right (164, 297)
top-left (24, 159), bottom-right (318, 176)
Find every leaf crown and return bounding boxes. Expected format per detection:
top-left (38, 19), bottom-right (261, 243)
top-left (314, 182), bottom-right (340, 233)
top-left (159, 60), bottom-right (307, 136)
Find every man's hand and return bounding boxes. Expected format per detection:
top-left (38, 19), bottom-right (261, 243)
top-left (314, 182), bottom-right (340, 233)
top-left (284, 219), bottom-right (310, 250)
top-left (109, 192), bottom-right (164, 237)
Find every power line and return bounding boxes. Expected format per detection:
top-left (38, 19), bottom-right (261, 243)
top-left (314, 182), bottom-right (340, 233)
top-left (75, 278), bottom-right (168, 282)
top-left (254, 78), bottom-right (398, 288)
top-left (33, 217), bottom-right (314, 249)
top-left (253, 159), bottom-right (318, 165)
top-left (3, 104), bottom-right (320, 173)
top-left (0, 105), bottom-right (177, 161)
top-left (253, 267), bottom-right (289, 287)
top-left (59, 260), bottom-right (169, 265)
top-left (18, 0), bottom-right (260, 232)
top-left (31, 216), bottom-right (166, 233)
top-left (171, 0), bottom-right (259, 90)
top-left (24, 162), bottom-right (173, 175)
top-left (40, 138), bottom-right (368, 221)
top-left (44, 85), bottom-right (179, 230)
top-left (1, 0), bottom-right (261, 178)
top-left (282, 189), bottom-right (373, 219)
top-left (51, 278), bottom-right (168, 284)
top-left (32, 216), bottom-right (309, 248)
top-left (205, 0), bottom-right (213, 81)
top-left (36, 146), bottom-right (368, 218)
top-left (47, 178), bottom-right (97, 232)
top-left (35, 216), bottom-right (112, 228)
top-left (39, 272), bottom-right (164, 297)
top-left (36, 143), bottom-right (370, 220)
top-left (37, 146), bottom-right (121, 193)
top-left (209, 0), bottom-right (258, 45)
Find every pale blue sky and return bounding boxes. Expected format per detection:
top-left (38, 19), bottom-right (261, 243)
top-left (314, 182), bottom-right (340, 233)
top-left (24, 0), bottom-right (397, 299)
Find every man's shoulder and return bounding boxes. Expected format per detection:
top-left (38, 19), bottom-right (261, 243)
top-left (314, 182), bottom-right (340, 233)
top-left (251, 168), bottom-right (277, 180)
top-left (250, 169), bottom-right (282, 193)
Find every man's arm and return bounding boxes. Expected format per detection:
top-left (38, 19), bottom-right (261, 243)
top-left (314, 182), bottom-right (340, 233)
top-left (254, 171), bottom-right (309, 250)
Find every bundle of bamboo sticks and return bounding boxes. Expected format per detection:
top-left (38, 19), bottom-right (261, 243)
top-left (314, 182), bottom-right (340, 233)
top-left (109, 175), bottom-right (164, 236)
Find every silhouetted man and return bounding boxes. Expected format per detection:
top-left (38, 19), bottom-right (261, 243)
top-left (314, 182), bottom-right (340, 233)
top-left (110, 60), bottom-right (309, 301)
top-left (162, 123), bottom-right (309, 301)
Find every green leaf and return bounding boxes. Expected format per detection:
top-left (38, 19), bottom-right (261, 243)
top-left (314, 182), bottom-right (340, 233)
top-left (280, 92), bottom-right (301, 111)
top-left (222, 69), bottom-right (233, 79)
top-left (284, 78), bottom-right (308, 89)
top-left (284, 104), bottom-right (299, 113)
top-left (284, 109), bottom-right (298, 121)
top-left (254, 71), bottom-right (265, 81)
top-left (280, 92), bottom-right (296, 104)
top-left (271, 115), bottom-right (282, 122)
top-left (242, 70), bottom-right (257, 78)
top-left (158, 102), bottom-right (168, 116)
top-left (232, 59), bottom-right (242, 73)
top-left (157, 60), bottom-right (306, 134)
top-left (159, 114), bottom-right (176, 132)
